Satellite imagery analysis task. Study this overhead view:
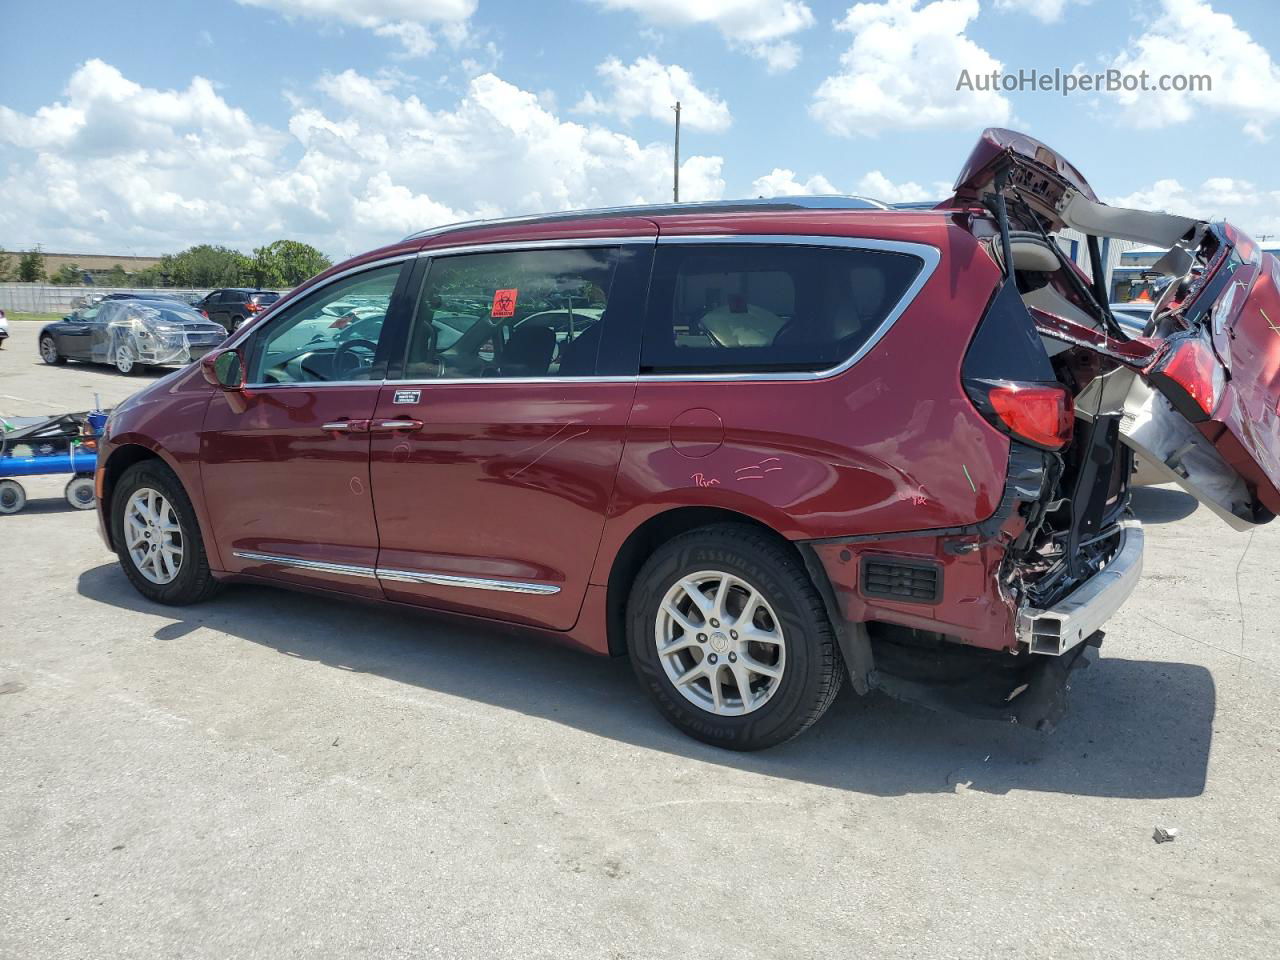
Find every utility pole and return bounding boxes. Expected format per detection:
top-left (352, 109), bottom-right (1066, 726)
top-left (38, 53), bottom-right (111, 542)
top-left (672, 101), bottom-right (681, 203)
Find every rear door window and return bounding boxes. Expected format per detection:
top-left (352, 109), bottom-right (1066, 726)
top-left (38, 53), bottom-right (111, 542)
top-left (401, 247), bottom-right (622, 379)
top-left (640, 243), bottom-right (923, 374)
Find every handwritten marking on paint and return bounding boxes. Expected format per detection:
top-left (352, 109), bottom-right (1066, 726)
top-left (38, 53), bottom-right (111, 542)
top-left (962, 464), bottom-right (977, 494)
top-left (508, 420), bottom-right (587, 479)
top-left (1263, 308), bottom-right (1280, 338)
top-left (692, 473), bottom-right (721, 487)
top-left (898, 485), bottom-right (928, 506)
top-left (734, 457), bottom-right (782, 481)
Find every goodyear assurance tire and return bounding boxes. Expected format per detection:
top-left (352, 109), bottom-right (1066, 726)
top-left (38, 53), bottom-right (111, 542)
top-left (111, 460), bottom-right (220, 605)
top-left (627, 524), bottom-right (843, 751)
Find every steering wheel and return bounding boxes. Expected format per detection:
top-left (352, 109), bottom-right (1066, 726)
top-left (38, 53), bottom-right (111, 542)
top-left (332, 338), bottom-right (378, 379)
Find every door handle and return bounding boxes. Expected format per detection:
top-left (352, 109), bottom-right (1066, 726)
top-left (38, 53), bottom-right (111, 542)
top-left (375, 419), bottom-right (424, 431)
top-left (322, 419), bottom-right (371, 432)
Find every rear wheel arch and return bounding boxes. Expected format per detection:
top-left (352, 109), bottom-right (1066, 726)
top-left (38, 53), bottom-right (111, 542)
top-left (603, 506), bottom-right (814, 657)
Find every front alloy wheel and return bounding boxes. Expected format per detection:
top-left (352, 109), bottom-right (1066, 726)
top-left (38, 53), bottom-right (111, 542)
top-left (124, 487), bottom-right (184, 584)
top-left (111, 460), bottom-right (220, 605)
top-left (40, 335), bottom-right (63, 365)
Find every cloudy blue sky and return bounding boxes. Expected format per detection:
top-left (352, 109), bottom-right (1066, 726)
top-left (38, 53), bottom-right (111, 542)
top-left (2, 0), bottom-right (1278, 259)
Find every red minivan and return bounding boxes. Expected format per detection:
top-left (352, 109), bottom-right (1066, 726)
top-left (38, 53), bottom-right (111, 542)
top-left (96, 129), bottom-right (1280, 750)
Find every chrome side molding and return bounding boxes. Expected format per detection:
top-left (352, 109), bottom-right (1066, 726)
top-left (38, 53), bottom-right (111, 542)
top-left (375, 568), bottom-right (560, 595)
top-left (232, 551), bottom-right (380, 580)
top-left (232, 551), bottom-right (559, 595)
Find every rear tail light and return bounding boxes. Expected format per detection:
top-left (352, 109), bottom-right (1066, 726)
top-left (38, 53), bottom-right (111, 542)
top-left (1146, 333), bottom-right (1224, 421)
top-left (245, 301), bottom-right (260, 313)
top-left (200, 309), bottom-right (208, 318)
top-left (967, 379), bottom-right (1074, 450)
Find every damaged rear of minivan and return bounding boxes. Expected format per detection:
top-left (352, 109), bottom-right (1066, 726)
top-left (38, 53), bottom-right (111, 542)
top-left (838, 128), bottom-right (1279, 730)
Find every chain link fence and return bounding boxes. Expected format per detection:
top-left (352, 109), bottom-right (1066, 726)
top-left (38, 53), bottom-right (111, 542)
top-left (0, 284), bottom-right (214, 314)
top-left (0, 284), bottom-right (290, 314)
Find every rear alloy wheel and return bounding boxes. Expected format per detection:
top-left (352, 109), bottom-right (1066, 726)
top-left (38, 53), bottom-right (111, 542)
top-left (0, 479), bottom-right (27, 515)
top-left (656, 571), bottom-right (787, 716)
top-left (231, 316), bottom-right (244, 332)
top-left (627, 524), bottom-right (843, 750)
top-left (64, 476), bottom-right (96, 510)
top-left (115, 343), bottom-right (139, 375)
top-left (40, 335), bottom-right (65, 365)
top-left (111, 461), bottom-right (220, 605)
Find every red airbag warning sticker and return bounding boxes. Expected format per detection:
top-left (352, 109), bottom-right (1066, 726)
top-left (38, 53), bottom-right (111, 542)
top-left (491, 288), bottom-right (518, 318)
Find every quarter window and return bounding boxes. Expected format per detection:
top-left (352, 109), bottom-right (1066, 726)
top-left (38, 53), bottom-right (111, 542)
top-left (640, 244), bottom-right (923, 374)
top-left (248, 263), bottom-right (403, 384)
top-left (403, 247), bottom-right (620, 380)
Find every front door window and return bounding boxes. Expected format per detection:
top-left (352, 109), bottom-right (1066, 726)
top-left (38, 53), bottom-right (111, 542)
top-left (248, 264), bottom-right (402, 384)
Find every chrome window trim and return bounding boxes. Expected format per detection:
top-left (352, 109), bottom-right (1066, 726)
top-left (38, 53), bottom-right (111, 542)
top-left (415, 235), bottom-right (655, 260)
top-left (232, 234), bottom-right (939, 389)
top-left (375, 568), bottom-right (561, 595)
top-left (638, 234), bottom-right (940, 383)
top-left (232, 550), bottom-right (380, 579)
top-left (232, 550), bottom-right (560, 595)
top-left (226, 251), bottom-right (417, 350)
top-left (381, 233), bottom-right (940, 386)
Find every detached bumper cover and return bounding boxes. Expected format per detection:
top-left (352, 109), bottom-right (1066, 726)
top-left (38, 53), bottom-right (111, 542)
top-left (1018, 519), bottom-right (1144, 656)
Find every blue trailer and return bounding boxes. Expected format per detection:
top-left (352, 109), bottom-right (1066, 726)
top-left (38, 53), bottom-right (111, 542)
top-left (0, 407), bottom-right (109, 514)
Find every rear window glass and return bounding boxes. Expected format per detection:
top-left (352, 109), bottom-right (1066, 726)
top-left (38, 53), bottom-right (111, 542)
top-left (640, 244), bottom-right (923, 374)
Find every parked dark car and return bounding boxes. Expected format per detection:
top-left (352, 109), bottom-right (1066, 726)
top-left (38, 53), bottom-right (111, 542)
top-left (39, 299), bottom-right (228, 375)
top-left (98, 292), bottom-right (187, 302)
top-left (198, 289), bottom-right (281, 333)
top-left (94, 128), bottom-right (1280, 750)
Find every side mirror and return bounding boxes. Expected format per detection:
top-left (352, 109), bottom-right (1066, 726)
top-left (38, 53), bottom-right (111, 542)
top-left (201, 349), bottom-right (244, 390)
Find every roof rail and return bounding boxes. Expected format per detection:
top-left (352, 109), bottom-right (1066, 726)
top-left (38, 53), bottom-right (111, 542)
top-left (401, 195), bottom-right (897, 242)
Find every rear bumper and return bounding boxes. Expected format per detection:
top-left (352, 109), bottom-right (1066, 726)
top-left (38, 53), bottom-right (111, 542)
top-left (1017, 519), bottom-right (1144, 656)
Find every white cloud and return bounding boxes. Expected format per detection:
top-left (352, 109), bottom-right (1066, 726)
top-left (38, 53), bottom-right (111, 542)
top-left (811, 0), bottom-right (1012, 136)
top-left (993, 0), bottom-right (1086, 21)
top-left (750, 168), bottom-right (838, 196)
top-left (1106, 177), bottom-right (1280, 239)
top-left (1107, 0), bottom-right (1280, 140)
top-left (852, 171), bottom-right (949, 204)
top-left (576, 56), bottom-right (731, 132)
top-left (750, 168), bottom-right (949, 203)
top-left (0, 60), bottom-right (725, 256)
top-left (237, 0), bottom-right (476, 57)
top-left (587, 0), bottom-right (814, 71)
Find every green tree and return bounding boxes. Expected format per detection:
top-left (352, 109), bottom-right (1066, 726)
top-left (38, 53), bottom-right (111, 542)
top-left (101, 264), bottom-right (131, 287)
top-left (0, 248), bottom-right (12, 281)
top-left (49, 263), bottom-right (84, 285)
top-left (167, 244), bottom-right (251, 287)
top-left (133, 262), bottom-right (171, 288)
top-left (250, 240), bottom-right (331, 287)
top-left (17, 247), bottom-right (45, 282)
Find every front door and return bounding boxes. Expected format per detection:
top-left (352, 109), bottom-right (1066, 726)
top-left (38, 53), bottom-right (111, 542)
top-left (200, 259), bottom-right (413, 597)
top-left (57, 307), bottom-right (99, 359)
top-left (369, 239), bottom-right (652, 630)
